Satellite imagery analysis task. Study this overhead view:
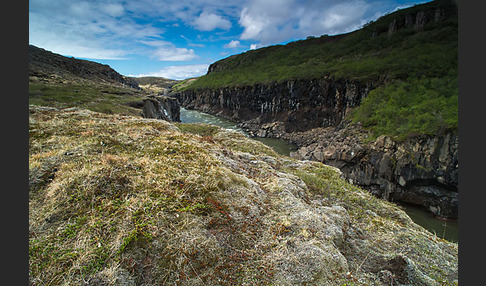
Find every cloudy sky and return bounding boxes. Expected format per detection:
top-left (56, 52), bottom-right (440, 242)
top-left (29, 0), bottom-right (430, 80)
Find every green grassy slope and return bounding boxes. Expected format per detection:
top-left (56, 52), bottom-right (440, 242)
top-left (186, 0), bottom-right (457, 89)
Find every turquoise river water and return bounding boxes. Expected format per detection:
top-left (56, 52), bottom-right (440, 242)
top-left (179, 108), bottom-right (458, 242)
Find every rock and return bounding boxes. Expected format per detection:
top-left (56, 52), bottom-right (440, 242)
top-left (293, 126), bottom-right (458, 219)
top-left (174, 78), bottom-right (376, 133)
top-left (142, 95), bottom-right (180, 122)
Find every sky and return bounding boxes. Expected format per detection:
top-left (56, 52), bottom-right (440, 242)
top-left (29, 0), bottom-right (431, 80)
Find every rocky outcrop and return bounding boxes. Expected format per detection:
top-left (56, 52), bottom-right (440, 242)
top-left (175, 77), bottom-right (377, 133)
top-left (142, 95), bottom-right (181, 122)
top-left (291, 124), bottom-right (458, 218)
top-left (383, 0), bottom-right (457, 36)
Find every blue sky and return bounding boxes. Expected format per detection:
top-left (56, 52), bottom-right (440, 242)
top-left (29, 0), bottom-right (430, 80)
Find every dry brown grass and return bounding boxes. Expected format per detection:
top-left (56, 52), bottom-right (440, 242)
top-left (29, 105), bottom-right (457, 285)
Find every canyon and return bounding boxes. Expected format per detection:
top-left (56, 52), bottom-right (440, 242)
top-left (173, 0), bottom-right (458, 219)
top-left (174, 77), bottom-right (458, 219)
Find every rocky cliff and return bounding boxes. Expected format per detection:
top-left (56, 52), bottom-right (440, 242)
top-left (290, 124), bottom-right (458, 218)
top-left (176, 77), bottom-right (458, 218)
top-left (175, 77), bottom-right (377, 133)
top-left (142, 95), bottom-right (181, 122)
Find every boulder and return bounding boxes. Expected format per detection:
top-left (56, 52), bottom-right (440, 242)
top-left (142, 95), bottom-right (180, 122)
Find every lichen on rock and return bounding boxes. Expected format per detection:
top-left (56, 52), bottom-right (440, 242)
top-left (29, 105), bottom-right (457, 285)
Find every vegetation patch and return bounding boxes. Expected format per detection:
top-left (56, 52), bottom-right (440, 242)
top-left (29, 82), bottom-right (146, 116)
top-left (183, 1), bottom-right (456, 89)
top-left (350, 76), bottom-right (458, 141)
top-left (29, 105), bottom-right (457, 285)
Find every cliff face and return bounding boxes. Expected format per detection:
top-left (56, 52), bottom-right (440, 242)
top-left (175, 78), bottom-right (458, 219)
top-left (175, 77), bottom-right (377, 133)
top-left (291, 125), bottom-right (458, 218)
top-left (142, 95), bottom-right (181, 122)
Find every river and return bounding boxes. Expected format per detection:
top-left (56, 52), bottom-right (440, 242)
top-left (180, 108), bottom-right (298, 156)
top-left (179, 107), bottom-right (458, 242)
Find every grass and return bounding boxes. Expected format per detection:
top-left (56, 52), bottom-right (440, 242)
top-left (29, 105), bottom-right (457, 285)
top-left (183, 0), bottom-right (457, 89)
top-left (29, 81), bottom-right (146, 116)
top-left (28, 106), bottom-right (274, 284)
top-left (350, 76), bottom-right (458, 141)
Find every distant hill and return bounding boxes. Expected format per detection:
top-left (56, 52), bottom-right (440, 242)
top-left (29, 45), bottom-right (140, 89)
top-left (29, 45), bottom-right (147, 116)
top-left (185, 0), bottom-right (457, 89)
top-left (130, 76), bottom-right (180, 94)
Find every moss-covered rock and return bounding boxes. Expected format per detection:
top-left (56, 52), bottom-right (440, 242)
top-left (29, 105), bottom-right (457, 285)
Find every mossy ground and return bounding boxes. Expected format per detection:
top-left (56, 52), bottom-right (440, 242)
top-left (29, 105), bottom-right (457, 285)
top-left (29, 79), bottom-right (146, 117)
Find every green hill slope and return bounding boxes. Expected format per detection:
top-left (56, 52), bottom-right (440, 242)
top-left (186, 0), bottom-right (457, 89)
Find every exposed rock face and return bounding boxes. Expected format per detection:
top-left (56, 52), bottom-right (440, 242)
top-left (175, 78), bottom-right (377, 133)
top-left (291, 125), bottom-right (458, 218)
top-left (142, 95), bottom-right (181, 122)
top-left (176, 76), bottom-right (458, 218)
top-left (383, 2), bottom-right (455, 36)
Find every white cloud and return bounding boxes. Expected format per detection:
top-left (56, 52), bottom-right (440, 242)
top-left (29, 11), bottom-right (129, 60)
top-left (224, 40), bottom-right (241, 49)
top-left (153, 47), bottom-right (197, 61)
top-left (249, 44), bottom-right (260, 50)
top-left (181, 35), bottom-right (206, 47)
top-left (238, 0), bottom-right (370, 45)
top-left (141, 40), bottom-right (198, 61)
top-left (131, 64), bottom-right (209, 80)
top-left (192, 10), bottom-right (232, 31)
top-left (101, 3), bottom-right (125, 17)
top-left (29, 0), bottom-right (162, 60)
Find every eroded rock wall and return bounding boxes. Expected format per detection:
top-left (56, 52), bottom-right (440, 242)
top-left (292, 125), bottom-right (458, 218)
top-left (175, 77), bottom-right (458, 218)
top-left (142, 95), bottom-right (181, 122)
top-left (175, 78), bottom-right (376, 133)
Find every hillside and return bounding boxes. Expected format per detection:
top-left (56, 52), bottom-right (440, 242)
top-left (29, 45), bottom-right (140, 89)
top-left (177, 0), bottom-right (458, 141)
top-left (131, 77), bottom-right (180, 94)
top-left (185, 0), bottom-right (457, 89)
top-left (29, 45), bottom-right (158, 117)
top-left (29, 105), bottom-right (458, 285)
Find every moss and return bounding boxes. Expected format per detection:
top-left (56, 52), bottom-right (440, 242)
top-left (174, 122), bottom-right (221, 137)
top-left (29, 105), bottom-right (457, 285)
top-left (29, 82), bottom-right (146, 117)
